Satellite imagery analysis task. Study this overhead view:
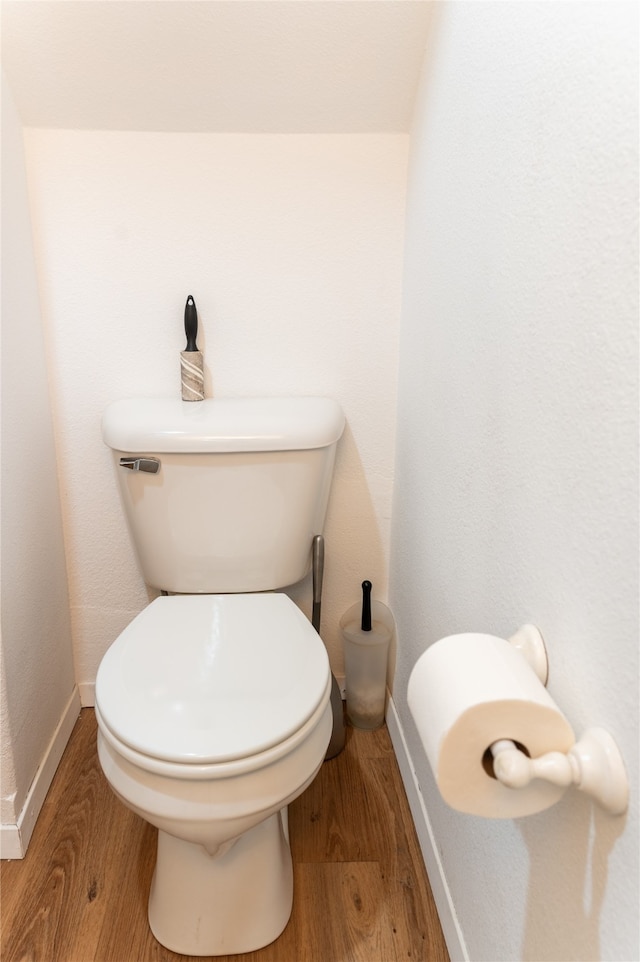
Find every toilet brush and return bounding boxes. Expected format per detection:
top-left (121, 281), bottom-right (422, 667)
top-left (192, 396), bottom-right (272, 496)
top-left (180, 294), bottom-right (205, 401)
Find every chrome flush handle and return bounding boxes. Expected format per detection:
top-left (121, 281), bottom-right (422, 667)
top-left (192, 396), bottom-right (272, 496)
top-left (119, 457), bottom-right (161, 474)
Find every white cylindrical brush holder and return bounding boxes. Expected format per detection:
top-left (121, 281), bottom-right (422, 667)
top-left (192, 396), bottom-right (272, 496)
top-left (341, 600), bottom-right (394, 730)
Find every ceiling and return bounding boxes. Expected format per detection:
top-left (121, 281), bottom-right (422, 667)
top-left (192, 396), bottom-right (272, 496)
top-left (1, 1), bottom-right (434, 133)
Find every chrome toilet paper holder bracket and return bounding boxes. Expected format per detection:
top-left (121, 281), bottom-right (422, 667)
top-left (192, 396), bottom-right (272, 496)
top-left (490, 625), bottom-right (629, 816)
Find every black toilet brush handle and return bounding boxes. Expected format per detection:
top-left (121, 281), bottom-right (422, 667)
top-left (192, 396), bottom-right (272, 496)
top-left (361, 580), bottom-right (372, 632)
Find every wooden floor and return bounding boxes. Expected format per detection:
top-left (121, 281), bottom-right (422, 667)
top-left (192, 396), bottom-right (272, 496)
top-left (1, 709), bottom-right (449, 962)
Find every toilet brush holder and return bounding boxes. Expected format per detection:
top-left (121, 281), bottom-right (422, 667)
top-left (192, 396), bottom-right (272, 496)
top-left (341, 584), bottom-right (394, 730)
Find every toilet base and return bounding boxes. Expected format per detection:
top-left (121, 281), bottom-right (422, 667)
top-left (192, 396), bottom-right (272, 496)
top-left (148, 809), bottom-right (293, 956)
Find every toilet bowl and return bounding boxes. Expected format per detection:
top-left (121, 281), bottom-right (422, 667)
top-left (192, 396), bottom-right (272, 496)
top-left (95, 593), bottom-right (332, 956)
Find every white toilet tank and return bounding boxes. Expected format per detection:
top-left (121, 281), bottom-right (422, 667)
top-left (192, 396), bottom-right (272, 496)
top-left (102, 397), bottom-right (344, 594)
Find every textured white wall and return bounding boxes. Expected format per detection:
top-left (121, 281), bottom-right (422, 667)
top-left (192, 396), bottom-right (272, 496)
top-left (1, 75), bottom-right (76, 821)
top-left (23, 130), bottom-right (407, 689)
top-left (390, 3), bottom-right (638, 961)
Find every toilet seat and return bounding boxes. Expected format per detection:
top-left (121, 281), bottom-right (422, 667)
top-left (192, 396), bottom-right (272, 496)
top-left (95, 678), bottom-right (332, 781)
top-left (96, 593), bottom-right (331, 767)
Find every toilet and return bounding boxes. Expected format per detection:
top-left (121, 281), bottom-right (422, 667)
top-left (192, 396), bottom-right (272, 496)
top-left (95, 396), bottom-right (344, 956)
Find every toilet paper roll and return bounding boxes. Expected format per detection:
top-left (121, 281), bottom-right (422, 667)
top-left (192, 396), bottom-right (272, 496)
top-left (407, 633), bottom-right (575, 818)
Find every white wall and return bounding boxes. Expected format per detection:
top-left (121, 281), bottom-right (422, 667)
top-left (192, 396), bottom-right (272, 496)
top-left (1, 74), bottom-right (77, 854)
top-left (22, 130), bottom-right (407, 693)
top-left (390, 3), bottom-right (638, 961)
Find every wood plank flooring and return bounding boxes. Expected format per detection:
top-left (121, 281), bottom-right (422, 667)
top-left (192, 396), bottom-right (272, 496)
top-left (1, 709), bottom-right (449, 962)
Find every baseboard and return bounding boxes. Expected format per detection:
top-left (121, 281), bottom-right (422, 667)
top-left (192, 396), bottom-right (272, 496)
top-left (78, 681), bottom-right (96, 707)
top-left (0, 686), bottom-right (81, 860)
top-left (386, 695), bottom-right (469, 962)
top-left (0, 823), bottom-right (22, 861)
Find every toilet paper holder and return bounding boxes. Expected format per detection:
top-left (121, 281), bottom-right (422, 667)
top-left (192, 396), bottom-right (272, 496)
top-left (489, 729), bottom-right (628, 815)
top-left (489, 626), bottom-right (628, 815)
top-left (411, 625), bottom-right (629, 817)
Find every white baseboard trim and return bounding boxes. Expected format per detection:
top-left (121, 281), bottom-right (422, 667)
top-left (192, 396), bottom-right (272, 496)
top-left (78, 682), bottom-right (96, 707)
top-left (386, 695), bottom-right (468, 962)
top-left (0, 686), bottom-right (82, 860)
top-left (0, 823), bottom-right (22, 861)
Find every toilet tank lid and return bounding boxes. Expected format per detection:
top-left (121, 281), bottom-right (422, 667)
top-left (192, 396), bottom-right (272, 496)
top-left (102, 396), bottom-right (345, 453)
